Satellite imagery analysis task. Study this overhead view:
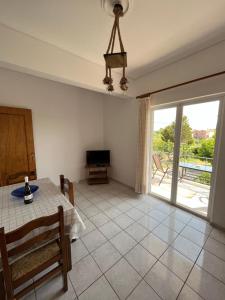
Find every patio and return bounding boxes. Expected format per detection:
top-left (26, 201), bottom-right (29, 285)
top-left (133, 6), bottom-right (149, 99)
top-left (151, 174), bottom-right (210, 216)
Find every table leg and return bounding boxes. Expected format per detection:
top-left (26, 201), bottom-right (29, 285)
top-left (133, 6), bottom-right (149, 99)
top-left (0, 270), bottom-right (6, 300)
top-left (180, 167), bottom-right (184, 181)
top-left (66, 235), bottom-right (72, 272)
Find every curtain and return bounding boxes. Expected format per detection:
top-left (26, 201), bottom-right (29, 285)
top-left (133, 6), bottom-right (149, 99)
top-left (135, 97), bottom-right (151, 194)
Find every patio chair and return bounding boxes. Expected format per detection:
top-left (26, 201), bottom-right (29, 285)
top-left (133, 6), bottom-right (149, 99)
top-left (152, 154), bottom-right (171, 185)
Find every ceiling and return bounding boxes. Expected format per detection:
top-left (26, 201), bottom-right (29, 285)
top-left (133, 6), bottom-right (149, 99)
top-left (1, 0), bottom-right (225, 80)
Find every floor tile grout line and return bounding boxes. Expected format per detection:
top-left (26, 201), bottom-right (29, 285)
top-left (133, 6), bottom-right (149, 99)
top-left (89, 233), bottom-right (164, 300)
top-left (72, 220), bottom-right (123, 299)
top-left (78, 192), bottom-right (197, 265)
top-left (179, 231), bottom-right (209, 248)
top-left (126, 278), bottom-right (164, 300)
top-left (157, 221), bottom-right (204, 281)
top-left (194, 253), bottom-right (225, 286)
top-left (77, 184), bottom-right (214, 228)
top-left (186, 216), bottom-right (213, 236)
top-left (137, 215), bottom-right (191, 300)
top-left (78, 193), bottom-right (192, 235)
top-left (82, 216), bottom-right (166, 260)
top-left (162, 236), bottom-right (225, 282)
top-left (209, 236), bottom-right (225, 246)
top-left (69, 275), bottom-right (79, 299)
top-left (81, 209), bottom-right (204, 299)
top-left (129, 231), bottom-right (178, 300)
top-left (76, 184), bottom-right (224, 300)
top-left (73, 210), bottom-right (172, 299)
top-left (167, 220), bottom-right (203, 264)
top-left (123, 254), bottom-right (164, 300)
top-left (78, 189), bottom-right (203, 259)
top-left (175, 230), bottom-right (213, 299)
top-left (200, 246), bottom-right (225, 264)
top-left (73, 208), bottom-right (166, 298)
top-left (153, 218), bottom-right (211, 262)
top-left (102, 273), bottom-right (121, 300)
top-left (78, 191), bottom-right (173, 223)
top-left (70, 240), bottom-right (106, 298)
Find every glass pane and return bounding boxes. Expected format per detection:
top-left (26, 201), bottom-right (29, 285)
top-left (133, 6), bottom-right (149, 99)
top-left (176, 101), bottom-right (219, 216)
top-left (151, 107), bottom-right (177, 201)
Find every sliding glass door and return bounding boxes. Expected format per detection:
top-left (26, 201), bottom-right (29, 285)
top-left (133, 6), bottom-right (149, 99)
top-left (176, 101), bottom-right (220, 216)
top-left (150, 98), bottom-right (221, 217)
top-left (151, 107), bottom-right (177, 201)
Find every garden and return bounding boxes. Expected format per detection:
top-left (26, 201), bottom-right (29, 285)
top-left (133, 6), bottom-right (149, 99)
top-left (153, 116), bottom-right (215, 185)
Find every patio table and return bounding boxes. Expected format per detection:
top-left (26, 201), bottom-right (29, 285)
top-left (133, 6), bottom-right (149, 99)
top-left (179, 162), bottom-right (212, 180)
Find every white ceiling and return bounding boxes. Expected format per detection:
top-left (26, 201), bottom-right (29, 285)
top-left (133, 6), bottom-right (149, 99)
top-left (1, 0), bottom-right (225, 80)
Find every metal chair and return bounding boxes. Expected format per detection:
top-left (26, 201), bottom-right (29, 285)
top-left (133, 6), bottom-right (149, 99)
top-left (152, 154), bottom-right (171, 185)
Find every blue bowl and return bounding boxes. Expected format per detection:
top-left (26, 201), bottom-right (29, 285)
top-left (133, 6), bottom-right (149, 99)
top-left (11, 185), bottom-right (39, 198)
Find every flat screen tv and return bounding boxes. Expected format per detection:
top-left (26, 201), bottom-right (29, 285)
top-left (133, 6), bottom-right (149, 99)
top-left (86, 150), bottom-right (110, 166)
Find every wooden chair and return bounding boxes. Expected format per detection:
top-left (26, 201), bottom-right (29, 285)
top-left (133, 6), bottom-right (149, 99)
top-left (152, 154), bottom-right (171, 185)
top-left (6, 171), bottom-right (36, 186)
top-left (0, 206), bottom-right (68, 300)
top-left (60, 175), bottom-right (75, 206)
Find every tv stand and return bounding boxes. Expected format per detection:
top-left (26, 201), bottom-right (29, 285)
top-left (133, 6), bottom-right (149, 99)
top-left (86, 164), bottom-right (110, 185)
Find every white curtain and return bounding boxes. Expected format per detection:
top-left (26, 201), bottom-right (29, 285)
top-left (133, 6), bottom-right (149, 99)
top-left (135, 97), bottom-right (151, 194)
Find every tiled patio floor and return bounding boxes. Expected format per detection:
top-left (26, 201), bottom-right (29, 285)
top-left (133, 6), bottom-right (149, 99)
top-left (29, 180), bottom-right (225, 300)
top-left (151, 175), bottom-right (210, 216)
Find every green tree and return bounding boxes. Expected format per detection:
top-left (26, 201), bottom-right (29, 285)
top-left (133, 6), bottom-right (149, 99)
top-left (160, 116), bottom-right (193, 145)
top-left (153, 131), bottom-right (173, 154)
top-left (196, 137), bottom-right (215, 160)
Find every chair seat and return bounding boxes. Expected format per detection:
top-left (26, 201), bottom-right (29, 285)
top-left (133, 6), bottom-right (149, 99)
top-left (11, 241), bottom-right (60, 281)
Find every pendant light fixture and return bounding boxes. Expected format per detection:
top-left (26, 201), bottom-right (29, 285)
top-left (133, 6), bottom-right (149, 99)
top-left (102, 0), bottom-right (129, 92)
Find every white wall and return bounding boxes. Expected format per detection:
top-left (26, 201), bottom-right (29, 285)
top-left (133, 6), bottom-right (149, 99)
top-left (211, 100), bottom-right (225, 229)
top-left (135, 39), bottom-right (225, 98)
top-left (0, 67), bottom-right (104, 185)
top-left (103, 96), bottom-right (138, 188)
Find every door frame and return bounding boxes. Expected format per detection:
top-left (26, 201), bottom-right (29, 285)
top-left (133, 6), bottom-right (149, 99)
top-left (149, 95), bottom-right (224, 220)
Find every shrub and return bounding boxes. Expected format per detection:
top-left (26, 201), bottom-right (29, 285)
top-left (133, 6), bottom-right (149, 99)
top-left (196, 172), bottom-right (211, 185)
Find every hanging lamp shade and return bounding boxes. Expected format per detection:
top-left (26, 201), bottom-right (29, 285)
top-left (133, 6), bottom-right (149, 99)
top-left (103, 3), bottom-right (128, 92)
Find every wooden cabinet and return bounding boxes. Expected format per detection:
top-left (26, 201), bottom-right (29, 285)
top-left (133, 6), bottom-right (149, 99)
top-left (86, 164), bottom-right (110, 185)
top-left (0, 106), bottom-right (36, 186)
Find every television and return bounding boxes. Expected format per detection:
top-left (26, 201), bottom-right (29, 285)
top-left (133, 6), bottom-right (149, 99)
top-left (86, 150), bottom-right (110, 166)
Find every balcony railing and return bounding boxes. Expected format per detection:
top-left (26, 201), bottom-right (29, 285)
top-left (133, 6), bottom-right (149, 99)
top-left (152, 152), bottom-right (212, 185)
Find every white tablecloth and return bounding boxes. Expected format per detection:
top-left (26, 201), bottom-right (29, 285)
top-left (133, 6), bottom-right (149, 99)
top-left (0, 178), bottom-right (86, 240)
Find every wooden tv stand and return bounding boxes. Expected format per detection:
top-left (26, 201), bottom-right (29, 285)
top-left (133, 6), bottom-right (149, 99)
top-left (86, 164), bottom-right (110, 185)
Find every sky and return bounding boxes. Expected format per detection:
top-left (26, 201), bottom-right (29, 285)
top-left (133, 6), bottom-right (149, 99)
top-left (154, 100), bottom-right (220, 131)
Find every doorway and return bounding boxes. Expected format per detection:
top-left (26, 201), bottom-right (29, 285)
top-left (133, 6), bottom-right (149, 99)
top-left (150, 98), bottom-right (220, 217)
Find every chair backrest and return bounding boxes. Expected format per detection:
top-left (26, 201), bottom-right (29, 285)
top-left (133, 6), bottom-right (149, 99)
top-left (153, 154), bottom-right (164, 172)
top-left (0, 206), bottom-right (65, 299)
top-left (7, 170), bottom-right (36, 185)
top-left (60, 175), bottom-right (75, 206)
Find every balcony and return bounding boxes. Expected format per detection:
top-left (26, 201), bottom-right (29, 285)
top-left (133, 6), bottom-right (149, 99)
top-left (151, 153), bottom-right (212, 216)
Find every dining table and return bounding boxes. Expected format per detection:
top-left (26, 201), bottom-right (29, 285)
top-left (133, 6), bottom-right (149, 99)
top-left (0, 177), bottom-right (86, 299)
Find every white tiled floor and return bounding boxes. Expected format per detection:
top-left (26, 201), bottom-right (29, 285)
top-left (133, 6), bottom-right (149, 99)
top-left (28, 180), bottom-right (225, 300)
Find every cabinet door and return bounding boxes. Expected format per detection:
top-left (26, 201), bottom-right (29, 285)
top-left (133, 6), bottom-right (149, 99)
top-left (0, 106), bottom-right (36, 186)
